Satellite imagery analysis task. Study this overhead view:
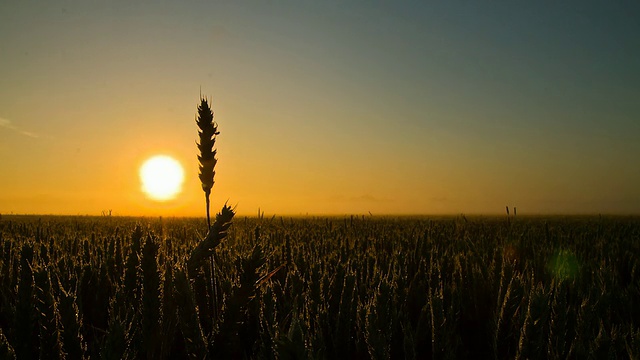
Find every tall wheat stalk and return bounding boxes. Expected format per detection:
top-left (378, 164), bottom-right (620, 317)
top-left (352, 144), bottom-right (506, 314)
top-left (196, 97), bottom-right (219, 227)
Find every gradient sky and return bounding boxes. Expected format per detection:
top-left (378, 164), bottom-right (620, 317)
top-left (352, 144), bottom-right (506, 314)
top-left (1, 0), bottom-right (639, 216)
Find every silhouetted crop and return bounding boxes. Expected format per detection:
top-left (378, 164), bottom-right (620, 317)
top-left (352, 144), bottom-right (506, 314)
top-left (196, 97), bottom-right (219, 228)
top-left (0, 215), bottom-right (637, 358)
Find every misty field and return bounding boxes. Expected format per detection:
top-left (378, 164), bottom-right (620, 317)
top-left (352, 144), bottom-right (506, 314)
top-left (0, 214), bottom-right (638, 359)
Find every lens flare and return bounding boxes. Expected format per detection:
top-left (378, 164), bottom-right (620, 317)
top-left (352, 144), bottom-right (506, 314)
top-left (547, 249), bottom-right (579, 280)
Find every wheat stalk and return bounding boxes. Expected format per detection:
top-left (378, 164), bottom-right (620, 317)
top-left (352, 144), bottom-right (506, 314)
top-left (0, 326), bottom-right (16, 360)
top-left (15, 244), bottom-right (36, 360)
top-left (141, 234), bottom-right (160, 358)
top-left (196, 97), bottom-right (219, 228)
top-left (174, 268), bottom-right (207, 359)
top-left (34, 267), bottom-right (65, 359)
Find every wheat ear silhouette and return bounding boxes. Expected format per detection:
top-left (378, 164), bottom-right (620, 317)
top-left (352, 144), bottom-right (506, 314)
top-left (196, 97), bottom-right (219, 227)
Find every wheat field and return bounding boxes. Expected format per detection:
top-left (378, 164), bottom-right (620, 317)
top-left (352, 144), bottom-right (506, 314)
top-left (0, 214), bottom-right (638, 359)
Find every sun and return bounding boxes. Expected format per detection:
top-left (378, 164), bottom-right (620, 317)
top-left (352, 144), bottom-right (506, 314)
top-left (139, 155), bottom-right (185, 201)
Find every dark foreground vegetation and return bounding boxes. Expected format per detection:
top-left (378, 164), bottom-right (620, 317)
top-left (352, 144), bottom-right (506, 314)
top-left (0, 214), bottom-right (638, 359)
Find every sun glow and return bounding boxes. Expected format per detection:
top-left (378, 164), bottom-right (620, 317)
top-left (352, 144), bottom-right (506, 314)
top-left (139, 155), bottom-right (185, 201)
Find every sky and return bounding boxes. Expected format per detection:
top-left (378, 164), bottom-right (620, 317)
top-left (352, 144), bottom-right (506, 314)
top-left (1, 0), bottom-right (639, 216)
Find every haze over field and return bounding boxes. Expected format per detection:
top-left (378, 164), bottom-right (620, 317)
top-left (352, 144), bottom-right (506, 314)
top-left (1, 1), bottom-right (639, 216)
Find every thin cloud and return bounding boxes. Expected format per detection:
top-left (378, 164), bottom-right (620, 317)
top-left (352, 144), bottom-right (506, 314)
top-left (331, 194), bottom-right (394, 203)
top-left (349, 194), bottom-right (392, 203)
top-left (0, 117), bottom-right (39, 138)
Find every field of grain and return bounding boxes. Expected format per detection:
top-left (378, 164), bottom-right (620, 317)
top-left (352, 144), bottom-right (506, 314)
top-left (0, 214), bottom-right (638, 359)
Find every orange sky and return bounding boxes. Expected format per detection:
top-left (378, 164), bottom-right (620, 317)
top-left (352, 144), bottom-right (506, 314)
top-left (1, 1), bottom-right (639, 216)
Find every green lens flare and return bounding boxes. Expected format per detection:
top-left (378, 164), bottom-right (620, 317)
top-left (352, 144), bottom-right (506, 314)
top-left (547, 250), bottom-right (579, 280)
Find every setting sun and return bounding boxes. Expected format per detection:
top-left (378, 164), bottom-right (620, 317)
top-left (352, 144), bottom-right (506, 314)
top-left (139, 155), bottom-right (185, 201)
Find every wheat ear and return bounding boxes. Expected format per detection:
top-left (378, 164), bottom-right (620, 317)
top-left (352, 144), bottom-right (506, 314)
top-left (196, 97), bottom-right (219, 227)
top-left (187, 204), bottom-right (234, 279)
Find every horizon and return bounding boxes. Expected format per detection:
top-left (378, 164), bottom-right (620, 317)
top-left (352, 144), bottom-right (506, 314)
top-left (2, 1), bottom-right (639, 216)
top-left (2, 210), bottom-right (639, 219)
